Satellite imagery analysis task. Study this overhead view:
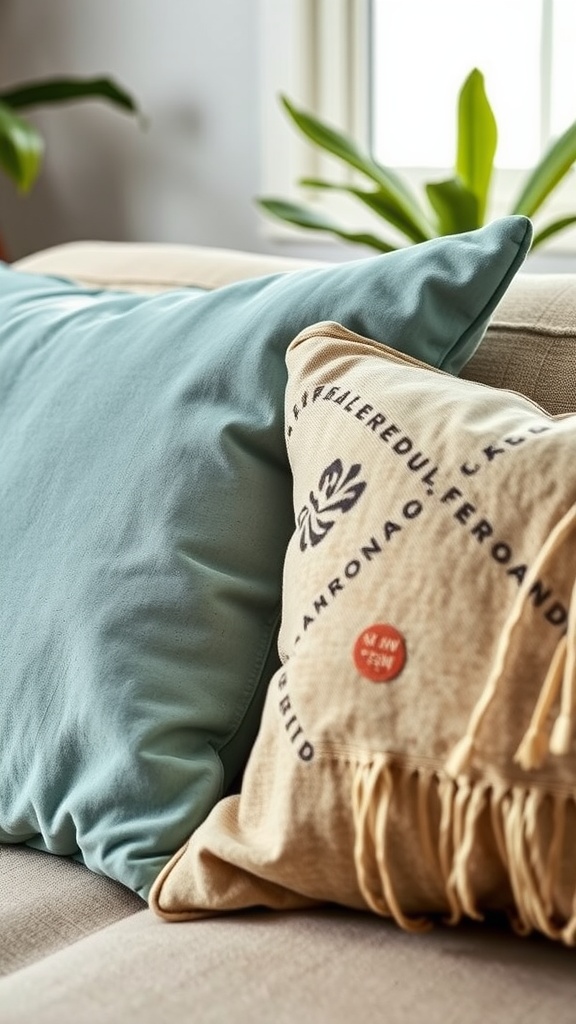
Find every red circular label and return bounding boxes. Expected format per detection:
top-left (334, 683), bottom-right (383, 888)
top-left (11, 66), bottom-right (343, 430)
top-left (353, 624), bottom-right (406, 683)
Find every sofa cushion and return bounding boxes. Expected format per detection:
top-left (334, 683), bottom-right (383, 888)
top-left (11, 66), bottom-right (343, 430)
top-left (0, 845), bottom-right (143, 978)
top-left (463, 274), bottom-right (576, 415)
top-left (0, 217), bottom-right (532, 900)
top-left (0, 900), bottom-right (574, 1023)
top-left (151, 319), bottom-right (576, 945)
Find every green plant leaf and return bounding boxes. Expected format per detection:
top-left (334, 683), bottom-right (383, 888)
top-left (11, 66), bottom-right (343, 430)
top-left (530, 213), bottom-right (576, 249)
top-left (456, 69), bottom-right (497, 224)
top-left (511, 121), bottom-right (576, 218)
top-left (257, 197), bottom-right (398, 252)
top-left (299, 177), bottom-right (430, 243)
top-left (0, 76), bottom-right (140, 117)
top-left (280, 95), bottom-right (433, 240)
top-left (0, 101), bottom-right (43, 191)
top-left (425, 177), bottom-right (480, 235)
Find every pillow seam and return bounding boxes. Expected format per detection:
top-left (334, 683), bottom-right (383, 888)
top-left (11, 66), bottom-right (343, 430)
top-left (439, 217), bottom-right (533, 371)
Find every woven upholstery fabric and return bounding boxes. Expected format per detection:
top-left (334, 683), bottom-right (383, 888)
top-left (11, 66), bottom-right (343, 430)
top-left (151, 321), bottom-right (576, 945)
top-left (464, 274), bottom-right (576, 415)
top-left (1, 905), bottom-right (575, 1024)
top-left (0, 845), bottom-right (143, 978)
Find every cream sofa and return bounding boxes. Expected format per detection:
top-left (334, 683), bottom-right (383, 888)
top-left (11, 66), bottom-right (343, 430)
top-left (1, 240), bottom-right (576, 1023)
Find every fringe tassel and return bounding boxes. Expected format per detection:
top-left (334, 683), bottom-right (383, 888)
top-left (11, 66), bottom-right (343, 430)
top-left (551, 576), bottom-right (576, 756)
top-left (351, 759), bottom-right (576, 945)
top-left (445, 501), bottom-right (576, 780)
top-left (447, 781), bottom-right (489, 922)
top-left (514, 637), bottom-right (567, 770)
top-left (352, 756), bottom-right (431, 933)
top-left (350, 506), bottom-right (576, 943)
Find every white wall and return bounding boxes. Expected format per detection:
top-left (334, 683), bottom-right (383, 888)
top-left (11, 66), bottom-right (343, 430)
top-left (0, 0), bottom-right (573, 269)
top-left (0, 0), bottom-right (350, 263)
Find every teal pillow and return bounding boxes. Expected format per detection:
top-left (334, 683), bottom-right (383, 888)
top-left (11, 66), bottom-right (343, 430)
top-left (0, 217), bottom-right (532, 899)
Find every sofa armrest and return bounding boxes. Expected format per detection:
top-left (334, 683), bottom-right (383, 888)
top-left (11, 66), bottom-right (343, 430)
top-left (464, 273), bottom-right (576, 415)
top-left (13, 241), bottom-right (323, 293)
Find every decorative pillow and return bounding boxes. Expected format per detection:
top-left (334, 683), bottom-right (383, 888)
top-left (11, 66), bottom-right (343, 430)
top-left (0, 217), bottom-right (532, 899)
top-left (150, 318), bottom-right (576, 946)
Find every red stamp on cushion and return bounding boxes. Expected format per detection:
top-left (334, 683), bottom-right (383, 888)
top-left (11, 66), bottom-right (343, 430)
top-left (353, 624), bottom-right (406, 683)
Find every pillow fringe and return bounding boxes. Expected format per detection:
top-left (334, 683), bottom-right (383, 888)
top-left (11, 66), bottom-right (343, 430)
top-left (352, 755), bottom-right (432, 933)
top-left (444, 501), bottom-right (576, 779)
top-left (351, 758), bottom-right (576, 944)
top-left (515, 637), bottom-right (568, 770)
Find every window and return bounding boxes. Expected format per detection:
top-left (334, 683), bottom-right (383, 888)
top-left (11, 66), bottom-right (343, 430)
top-left (260, 0), bottom-right (576, 250)
top-left (372, 0), bottom-right (569, 170)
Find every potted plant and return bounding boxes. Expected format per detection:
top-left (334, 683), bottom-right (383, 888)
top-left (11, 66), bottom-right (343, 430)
top-left (258, 68), bottom-right (576, 253)
top-left (0, 75), bottom-right (140, 260)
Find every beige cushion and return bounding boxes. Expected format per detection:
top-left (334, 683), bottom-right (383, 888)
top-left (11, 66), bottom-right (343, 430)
top-left (465, 274), bottom-right (576, 415)
top-left (1, 903), bottom-right (575, 1023)
top-left (13, 241), bottom-right (323, 294)
top-left (0, 845), bottom-right (144, 977)
top-left (151, 321), bottom-right (576, 945)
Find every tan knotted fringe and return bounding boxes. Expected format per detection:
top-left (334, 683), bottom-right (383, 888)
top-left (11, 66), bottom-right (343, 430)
top-left (351, 502), bottom-right (576, 943)
top-left (351, 759), bottom-right (576, 943)
top-left (352, 755), bottom-right (431, 933)
top-left (444, 500), bottom-right (576, 779)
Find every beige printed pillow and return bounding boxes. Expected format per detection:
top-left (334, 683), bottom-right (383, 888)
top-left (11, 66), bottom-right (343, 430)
top-left (151, 321), bottom-right (576, 945)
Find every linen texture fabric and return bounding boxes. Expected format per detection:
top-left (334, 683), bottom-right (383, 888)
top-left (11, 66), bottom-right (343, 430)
top-left (151, 320), bottom-right (576, 945)
top-left (463, 273), bottom-right (576, 416)
top-left (0, 216), bottom-right (532, 899)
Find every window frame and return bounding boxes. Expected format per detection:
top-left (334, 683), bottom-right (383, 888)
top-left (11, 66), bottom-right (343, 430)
top-left (259, 0), bottom-right (372, 242)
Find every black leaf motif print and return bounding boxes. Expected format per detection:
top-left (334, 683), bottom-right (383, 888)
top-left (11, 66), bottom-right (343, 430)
top-left (297, 459), bottom-right (367, 551)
